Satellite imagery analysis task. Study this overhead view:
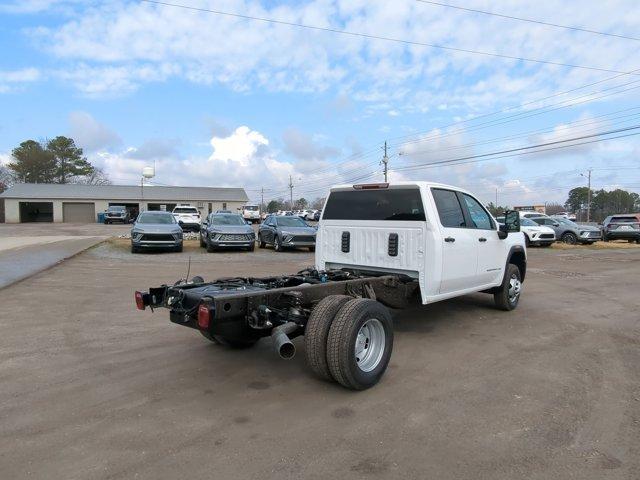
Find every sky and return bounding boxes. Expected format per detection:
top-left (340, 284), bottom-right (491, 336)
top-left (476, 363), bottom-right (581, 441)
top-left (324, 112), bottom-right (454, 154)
top-left (1, 0), bottom-right (639, 206)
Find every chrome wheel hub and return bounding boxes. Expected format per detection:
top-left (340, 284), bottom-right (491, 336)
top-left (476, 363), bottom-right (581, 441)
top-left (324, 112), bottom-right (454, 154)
top-left (508, 275), bottom-right (521, 303)
top-left (355, 318), bottom-right (385, 372)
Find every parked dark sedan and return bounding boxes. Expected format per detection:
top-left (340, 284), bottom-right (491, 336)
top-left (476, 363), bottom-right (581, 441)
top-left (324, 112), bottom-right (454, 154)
top-left (258, 215), bottom-right (316, 252)
top-left (200, 213), bottom-right (255, 252)
top-left (131, 211), bottom-right (183, 253)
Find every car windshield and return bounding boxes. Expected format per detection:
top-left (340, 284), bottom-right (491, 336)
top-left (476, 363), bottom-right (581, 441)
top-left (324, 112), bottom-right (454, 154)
top-left (137, 213), bottom-right (176, 224)
top-left (520, 218), bottom-right (538, 226)
top-left (211, 215), bottom-right (245, 225)
top-left (276, 217), bottom-right (307, 227)
top-left (556, 218), bottom-right (578, 227)
top-left (108, 206), bottom-right (125, 212)
top-left (174, 208), bottom-right (198, 214)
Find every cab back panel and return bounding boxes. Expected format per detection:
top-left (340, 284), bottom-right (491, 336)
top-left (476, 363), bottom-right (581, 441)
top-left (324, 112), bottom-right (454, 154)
top-left (318, 222), bottom-right (425, 276)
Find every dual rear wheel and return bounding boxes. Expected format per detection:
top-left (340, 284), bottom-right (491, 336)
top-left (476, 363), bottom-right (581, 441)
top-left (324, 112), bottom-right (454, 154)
top-left (304, 296), bottom-right (394, 390)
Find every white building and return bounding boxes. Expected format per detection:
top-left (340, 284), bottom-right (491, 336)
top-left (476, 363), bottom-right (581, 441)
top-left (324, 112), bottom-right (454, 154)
top-left (0, 183), bottom-right (249, 223)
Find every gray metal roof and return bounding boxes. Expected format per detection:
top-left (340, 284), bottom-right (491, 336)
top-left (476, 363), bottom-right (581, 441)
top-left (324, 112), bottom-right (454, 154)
top-left (0, 183), bottom-right (249, 202)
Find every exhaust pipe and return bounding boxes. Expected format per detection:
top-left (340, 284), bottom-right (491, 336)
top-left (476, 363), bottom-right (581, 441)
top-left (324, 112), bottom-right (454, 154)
top-left (271, 322), bottom-right (299, 359)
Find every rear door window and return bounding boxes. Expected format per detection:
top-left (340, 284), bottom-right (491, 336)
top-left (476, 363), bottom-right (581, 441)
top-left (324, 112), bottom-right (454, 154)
top-left (322, 188), bottom-right (425, 221)
top-left (432, 188), bottom-right (466, 228)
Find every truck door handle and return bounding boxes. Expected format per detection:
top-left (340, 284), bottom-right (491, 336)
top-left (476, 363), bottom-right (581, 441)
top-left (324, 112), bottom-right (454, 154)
top-left (444, 237), bottom-right (455, 243)
top-left (479, 237), bottom-right (487, 242)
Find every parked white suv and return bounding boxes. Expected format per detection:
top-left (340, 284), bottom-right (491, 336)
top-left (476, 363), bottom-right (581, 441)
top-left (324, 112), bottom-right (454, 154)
top-left (316, 182), bottom-right (527, 308)
top-left (171, 205), bottom-right (201, 231)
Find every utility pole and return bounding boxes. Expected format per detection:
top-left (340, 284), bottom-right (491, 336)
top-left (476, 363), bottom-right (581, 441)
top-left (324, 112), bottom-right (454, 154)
top-left (260, 187), bottom-right (264, 215)
top-left (288, 174), bottom-right (294, 210)
top-left (381, 141), bottom-right (389, 182)
top-left (581, 169), bottom-right (592, 222)
top-left (495, 187), bottom-right (498, 207)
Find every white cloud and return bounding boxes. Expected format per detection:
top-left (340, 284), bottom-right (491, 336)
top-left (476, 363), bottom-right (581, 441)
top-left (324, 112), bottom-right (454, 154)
top-left (23, 0), bottom-right (640, 110)
top-left (68, 111), bottom-right (121, 151)
top-left (0, 68), bottom-right (41, 93)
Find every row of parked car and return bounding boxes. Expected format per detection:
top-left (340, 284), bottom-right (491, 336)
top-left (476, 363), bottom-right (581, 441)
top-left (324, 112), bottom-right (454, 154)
top-left (129, 209), bottom-right (318, 254)
top-left (496, 211), bottom-right (640, 247)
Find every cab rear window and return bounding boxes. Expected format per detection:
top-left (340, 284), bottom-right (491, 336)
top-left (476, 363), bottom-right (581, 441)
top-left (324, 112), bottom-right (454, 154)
top-left (323, 188), bottom-right (425, 221)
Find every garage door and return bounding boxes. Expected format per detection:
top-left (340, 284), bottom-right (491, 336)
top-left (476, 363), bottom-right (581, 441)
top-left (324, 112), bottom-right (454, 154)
top-left (63, 202), bottom-right (95, 223)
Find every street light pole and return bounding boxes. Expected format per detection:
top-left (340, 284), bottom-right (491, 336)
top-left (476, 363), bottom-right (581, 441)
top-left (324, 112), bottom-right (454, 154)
top-left (581, 169), bottom-right (592, 222)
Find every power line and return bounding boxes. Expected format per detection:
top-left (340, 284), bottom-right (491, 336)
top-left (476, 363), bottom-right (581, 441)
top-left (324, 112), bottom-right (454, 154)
top-left (392, 78), bottom-right (640, 150)
top-left (140, 0), bottom-right (637, 75)
top-left (392, 125), bottom-right (640, 172)
top-left (415, 1), bottom-right (640, 42)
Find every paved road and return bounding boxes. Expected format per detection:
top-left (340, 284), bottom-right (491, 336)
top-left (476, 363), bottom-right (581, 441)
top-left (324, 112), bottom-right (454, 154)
top-left (0, 236), bottom-right (106, 289)
top-left (1, 243), bottom-right (639, 479)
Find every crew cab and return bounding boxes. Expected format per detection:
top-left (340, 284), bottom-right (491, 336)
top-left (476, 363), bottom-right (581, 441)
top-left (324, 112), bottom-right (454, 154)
top-left (171, 205), bottom-right (201, 231)
top-left (135, 182), bottom-right (526, 390)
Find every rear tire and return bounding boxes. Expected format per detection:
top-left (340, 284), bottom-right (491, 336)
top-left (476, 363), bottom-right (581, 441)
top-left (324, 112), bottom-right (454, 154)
top-left (308, 246), bottom-right (316, 252)
top-left (494, 263), bottom-right (522, 311)
top-left (326, 298), bottom-right (394, 390)
top-left (304, 295), bottom-right (352, 381)
top-left (524, 235), bottom-right (530, 247)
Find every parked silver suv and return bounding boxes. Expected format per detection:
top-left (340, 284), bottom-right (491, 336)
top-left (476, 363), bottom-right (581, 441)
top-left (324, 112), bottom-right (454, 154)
top-left (131, 211), bottom-right (183, 253)
top-left (531, 215), bottom-right (601, 244)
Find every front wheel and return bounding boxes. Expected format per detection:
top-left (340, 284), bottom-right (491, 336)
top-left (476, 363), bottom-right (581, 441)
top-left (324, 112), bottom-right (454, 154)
top-left (274, 236), bottom-right (283, 252)
top-left (562, 232), bottom-right (577, 244)
top-left (258, 234), bottom-right (266, 248)
top-left (206, 239), bottom-right (216, 253)
top-left (326, 298), bottom-right (393, 390)
top-left (199, 233), bottom-right (206, 248)
top-left (494, 263), bottom-right (522, 311)
top-left (247, 242), bottom-right (255, 251)
top-left (524, 235), bottom-right (530, 247)
top-left (308, 246), bottom-right (316, 252)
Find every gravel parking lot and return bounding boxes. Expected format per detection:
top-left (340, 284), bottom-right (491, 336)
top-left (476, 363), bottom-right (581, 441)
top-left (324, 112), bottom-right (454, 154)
top-left (1, 232), bottom-right (639, 479)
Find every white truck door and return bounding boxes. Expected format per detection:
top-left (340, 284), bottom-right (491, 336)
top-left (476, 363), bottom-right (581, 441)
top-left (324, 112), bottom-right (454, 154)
top-left (459, 193), bottom-right (504, 286)
top-left (430, 188), bottom-right (478, 294)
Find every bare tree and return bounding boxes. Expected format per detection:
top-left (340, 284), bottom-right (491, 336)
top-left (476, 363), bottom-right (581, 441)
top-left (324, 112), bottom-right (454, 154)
top-left (0, 164), bottom-right (16, 193)
top-left (544, 202), bottom-right (565, 215)
top-left (72, 167), bottom-right (111, 185)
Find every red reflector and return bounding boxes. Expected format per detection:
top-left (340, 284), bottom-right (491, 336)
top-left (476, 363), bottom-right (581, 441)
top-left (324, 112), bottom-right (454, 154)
top-left (135, 291), bottom-right (145, 310)
top-left (353, 183), bottom-right (389, 190)
top-left (198, 304), bottom-right (211, 329)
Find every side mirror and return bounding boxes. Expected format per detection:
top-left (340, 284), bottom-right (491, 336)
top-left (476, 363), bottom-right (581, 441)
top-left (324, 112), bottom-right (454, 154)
top-left (246, 221), bottom-right (251, 225)
top-left (202, 221), bottom-right (208, 227)
top-left (498, 210), bottom-right (520, 239)
top-left (553, 222), bottom-right (560, 227)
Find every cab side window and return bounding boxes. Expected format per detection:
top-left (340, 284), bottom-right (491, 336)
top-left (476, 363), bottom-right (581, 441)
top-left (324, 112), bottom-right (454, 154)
top-left (461, 194), bottom-right (494, 230)
top-left (432, 188), bottom-right (466, 228)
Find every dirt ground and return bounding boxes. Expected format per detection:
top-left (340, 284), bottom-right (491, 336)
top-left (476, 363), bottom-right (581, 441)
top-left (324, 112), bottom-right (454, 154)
top-left (1, 239), bottom-right (639, 479)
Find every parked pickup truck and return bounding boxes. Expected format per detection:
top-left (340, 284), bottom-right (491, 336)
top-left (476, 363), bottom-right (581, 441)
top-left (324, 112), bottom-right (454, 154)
top-left (135, 182), bottom-right (526, 390)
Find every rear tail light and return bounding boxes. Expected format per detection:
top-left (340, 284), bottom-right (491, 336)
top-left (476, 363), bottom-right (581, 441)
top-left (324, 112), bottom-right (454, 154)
top-left (198, 304), bottom-right (211, 329)
top-left (135, 291), bottom-right (146, 310)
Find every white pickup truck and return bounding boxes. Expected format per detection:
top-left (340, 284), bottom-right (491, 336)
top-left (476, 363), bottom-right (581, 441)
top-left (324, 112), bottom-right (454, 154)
top-left (136, 182), bottom-right (526, 390)
top-left (242, 204), bottom-right (261, 223)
